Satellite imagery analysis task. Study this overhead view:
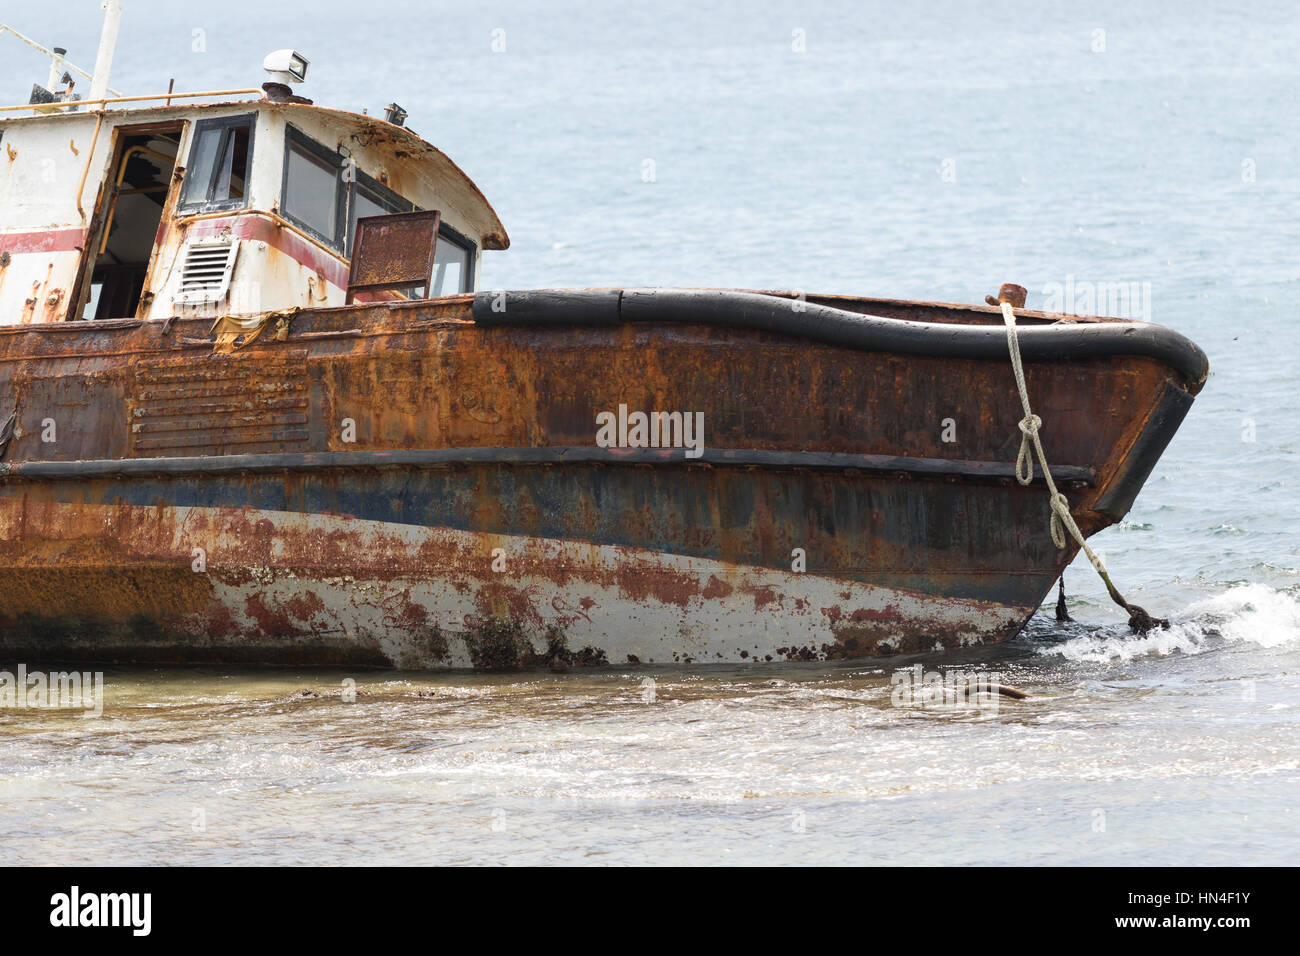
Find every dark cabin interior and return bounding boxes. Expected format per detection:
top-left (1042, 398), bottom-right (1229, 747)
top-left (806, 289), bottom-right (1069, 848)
top-left (82, 126), bottom-right (181, 319)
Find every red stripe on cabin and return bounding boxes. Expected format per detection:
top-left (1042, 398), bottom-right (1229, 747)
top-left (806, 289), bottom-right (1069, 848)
top-left (0, 228), bottom-right (87, 255)
top-left (0, 217), bottom-right (386, 301)
top-left (184, 215), bottom-right (351, 288)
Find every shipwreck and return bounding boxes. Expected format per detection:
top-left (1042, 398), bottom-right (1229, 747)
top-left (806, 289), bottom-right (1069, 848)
top-left (0, 5), bottom-right (1208, 668)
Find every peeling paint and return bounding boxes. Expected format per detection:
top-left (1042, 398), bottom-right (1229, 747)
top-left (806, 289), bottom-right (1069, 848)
top-left (0, 269), bottom-right (1198, 667)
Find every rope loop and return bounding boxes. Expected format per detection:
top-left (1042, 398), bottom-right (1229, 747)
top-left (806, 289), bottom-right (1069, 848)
top-left (1049, 492), bottom-right (1071, 549)
top-left (1015, 414), bottom-right (1042, 485)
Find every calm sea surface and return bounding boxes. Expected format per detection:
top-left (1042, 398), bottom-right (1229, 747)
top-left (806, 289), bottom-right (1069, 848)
top-left (1, 0), bottom-right (1297, 864)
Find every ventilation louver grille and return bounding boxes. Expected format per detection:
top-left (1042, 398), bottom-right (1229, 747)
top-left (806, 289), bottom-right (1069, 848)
top-left (174, 239), bottom-right (239, 305)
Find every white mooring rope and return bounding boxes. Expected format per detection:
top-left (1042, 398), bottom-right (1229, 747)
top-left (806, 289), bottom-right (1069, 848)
top-left (999, 300), bottom-right (1165, 632)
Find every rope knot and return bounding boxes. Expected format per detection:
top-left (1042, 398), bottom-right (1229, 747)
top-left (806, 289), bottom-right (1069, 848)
top-left (1015, 414), bottom-right (1042, 485)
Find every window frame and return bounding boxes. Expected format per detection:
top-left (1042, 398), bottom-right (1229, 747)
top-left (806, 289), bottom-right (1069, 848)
top-left (431, 220), bottom-right (476, 295)
top-left (346, 170), bottom-right (414, 257)
top-left (178, 113), bottom-right (257, 215)
top-left (280, 124), bottom-right (348, 251)
top-left (343, 171), bottom-right (477, 294)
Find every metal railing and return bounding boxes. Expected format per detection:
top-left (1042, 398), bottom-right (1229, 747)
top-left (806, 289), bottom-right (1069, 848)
top-left (2, 20), bottom-right (263, 117)
top-left (0, 88), bottom-right (265, 116)
top-left (0, 23), bottom-right (122, 98)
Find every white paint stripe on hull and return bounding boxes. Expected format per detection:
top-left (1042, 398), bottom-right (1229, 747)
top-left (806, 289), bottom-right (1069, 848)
top-left (1, 502), bottom-right (1030, 667)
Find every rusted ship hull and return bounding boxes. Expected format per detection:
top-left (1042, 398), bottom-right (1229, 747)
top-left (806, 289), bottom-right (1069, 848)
top-left (0, 289), bottom-right (1208, 668)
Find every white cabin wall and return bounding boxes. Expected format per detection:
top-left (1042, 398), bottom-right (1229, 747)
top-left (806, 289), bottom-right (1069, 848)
top-left (144, 107), bottom-right (492, 321)
top-left (3, 101), bottom-right (505, 326)
top-left (139, 109), bottom-right (314, 320)
top-left (0, 113), bottom-right (117, 324)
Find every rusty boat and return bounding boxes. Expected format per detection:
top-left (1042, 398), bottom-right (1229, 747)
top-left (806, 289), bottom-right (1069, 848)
top-left (0, 10), bottom-right (1208, 669)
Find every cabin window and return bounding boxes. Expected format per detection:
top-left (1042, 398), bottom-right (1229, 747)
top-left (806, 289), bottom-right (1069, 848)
top-left (432, 223), bottom-right (475, 295)
top-left (179, 114), bottom-right (254, 213)
top-left (282, 125), bottom-right (346, 249)
top-left (346, 172), bottom-right (413, 256)
top-left (343, 173), bottom-right (475, 294)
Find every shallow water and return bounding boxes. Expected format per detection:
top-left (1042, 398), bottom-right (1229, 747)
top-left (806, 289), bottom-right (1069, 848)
top-left (2, 588), bottom-right (1297, 865)
top-left (2, 0), bottom-right (1298, 864)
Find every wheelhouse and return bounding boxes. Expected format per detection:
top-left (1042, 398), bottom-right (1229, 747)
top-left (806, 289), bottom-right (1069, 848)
top-left (0, 96), bottom-right (508, 325)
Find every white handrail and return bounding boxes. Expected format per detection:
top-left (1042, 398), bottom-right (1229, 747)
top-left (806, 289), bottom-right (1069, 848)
top-left (0, 23), bottom-right (124, 98)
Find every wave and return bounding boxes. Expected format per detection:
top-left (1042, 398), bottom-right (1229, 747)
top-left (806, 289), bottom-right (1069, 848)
top-left (1033, 582), bottom-right (1300, 662)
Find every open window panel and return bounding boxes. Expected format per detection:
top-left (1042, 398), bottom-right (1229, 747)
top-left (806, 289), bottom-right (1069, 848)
top-left (345, 171), bottom-right (476, 298)
top-left (77, 123), bottom-right (184, 320)
top-left (178, 114), bottom-right (254, 214)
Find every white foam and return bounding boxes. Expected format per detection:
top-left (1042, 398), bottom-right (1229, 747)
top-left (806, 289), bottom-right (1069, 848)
top-left (1035, 583), bottom-right (1300, 662)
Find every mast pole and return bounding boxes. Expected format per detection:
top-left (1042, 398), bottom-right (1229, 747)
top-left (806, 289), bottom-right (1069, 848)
top-left (88, 0), bottom-right (124, 102)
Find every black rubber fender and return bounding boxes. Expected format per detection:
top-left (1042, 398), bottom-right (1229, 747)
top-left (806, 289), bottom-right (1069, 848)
top-left (472, 287), bottom-right (1209, 391)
